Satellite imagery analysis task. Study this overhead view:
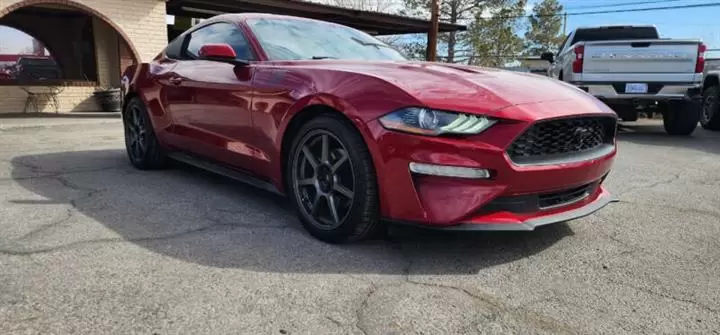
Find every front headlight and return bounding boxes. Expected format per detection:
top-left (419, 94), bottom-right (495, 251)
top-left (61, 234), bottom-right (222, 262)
top-left (378, 107), bottom-right (496, 136)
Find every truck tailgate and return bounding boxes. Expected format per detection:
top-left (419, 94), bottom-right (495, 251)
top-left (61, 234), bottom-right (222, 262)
top-left (583, 40), bottom-right (700, 74)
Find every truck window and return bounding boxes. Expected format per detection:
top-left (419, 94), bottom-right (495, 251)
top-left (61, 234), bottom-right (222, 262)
top-left (570, 27), bottom-right (659, 45)
top-left (19, 58), bottom-right (57, 67)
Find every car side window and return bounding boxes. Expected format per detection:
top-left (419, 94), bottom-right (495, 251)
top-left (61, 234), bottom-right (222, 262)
top-left (185, 22), bottom-right (254, 61)
top-left (165, 36), bottom-right (184, 59)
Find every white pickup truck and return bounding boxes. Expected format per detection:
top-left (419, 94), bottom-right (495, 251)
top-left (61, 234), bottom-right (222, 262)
top-left (542, 25), bottom-right (706, 135)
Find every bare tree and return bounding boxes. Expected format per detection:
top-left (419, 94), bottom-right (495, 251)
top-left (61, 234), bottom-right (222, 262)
top-left (329, 0), bottom-right (396, 12)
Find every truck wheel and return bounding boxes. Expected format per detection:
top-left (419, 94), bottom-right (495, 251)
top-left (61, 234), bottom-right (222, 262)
top-left (700, 86), bottom-right (720, 131)
top-left (608, 104), bottom-right (638, 122)
top-left (621, 114), bottom-right (639, 122)
top-left (662, 100), bottom-right (700, 136)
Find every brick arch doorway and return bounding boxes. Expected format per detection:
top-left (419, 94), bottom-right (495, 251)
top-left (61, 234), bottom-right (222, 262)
top-left (0, 0), bottom-right (142, 82)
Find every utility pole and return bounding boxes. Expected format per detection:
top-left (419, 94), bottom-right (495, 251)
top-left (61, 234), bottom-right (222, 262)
top-left (427, 0), bottom-right (440, 61)
top-left (563, 12), bottom-right (567, 35)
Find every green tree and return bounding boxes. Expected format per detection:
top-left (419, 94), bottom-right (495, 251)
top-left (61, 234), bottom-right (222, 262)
top-left (466, 0), bottom-right (527, 67)
top-left (524, 0), bottom-right (564, 55)
top-left (401, 0), bottom-right (511, 63)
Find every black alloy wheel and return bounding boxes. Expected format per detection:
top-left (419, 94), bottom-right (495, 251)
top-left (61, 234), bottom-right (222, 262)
top-left (293, 130), bottom-right (355, 229)
top-left (126, 102), bottom-right (148, 162)
top-left (123, 97), bottom-right (166, 169)
top-left (288, 115), bottom-right (380, 243)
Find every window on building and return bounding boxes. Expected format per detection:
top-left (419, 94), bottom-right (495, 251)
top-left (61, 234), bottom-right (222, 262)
top-left (0, 26), bottom-right (61, 82)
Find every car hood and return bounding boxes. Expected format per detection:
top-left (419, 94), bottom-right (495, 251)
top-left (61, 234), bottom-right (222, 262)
top-left (277, 60), bottom-right (597, 116)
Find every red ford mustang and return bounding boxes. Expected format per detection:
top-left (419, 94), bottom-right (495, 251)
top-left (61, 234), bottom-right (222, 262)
top-left (121, 13), bottom-right (617, 243)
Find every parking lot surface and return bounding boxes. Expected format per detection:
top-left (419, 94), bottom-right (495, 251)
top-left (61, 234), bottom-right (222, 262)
top-left (1, 117), bottom-right (719, 334)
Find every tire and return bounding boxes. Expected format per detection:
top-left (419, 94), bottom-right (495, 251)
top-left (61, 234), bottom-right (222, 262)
top-left (621, 114), bottom-right (639, 122)
top-left (612, 105), bottom-right (639, 122)
top-left (123, 97), bottom-right (167, 169)
top-left (286, 115), bottom-right (380, 244)
top-left (701, 86), bottom-right (720, 131)
top-left (662, 100), bottom-right (700, 136)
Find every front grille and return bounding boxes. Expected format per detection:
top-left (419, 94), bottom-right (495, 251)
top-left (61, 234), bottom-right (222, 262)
top-left (507, 117), bottom-right (616, 164)
top-left (480, 182), bottom-right (598, 214)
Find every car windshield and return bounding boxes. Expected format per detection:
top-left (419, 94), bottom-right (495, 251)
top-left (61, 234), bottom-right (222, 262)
top-left (246, 18), bottom-right (406, 61)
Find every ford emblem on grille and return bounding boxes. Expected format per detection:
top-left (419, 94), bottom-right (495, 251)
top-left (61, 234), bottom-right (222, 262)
top-left (574, 126), bottom-right (591, 139)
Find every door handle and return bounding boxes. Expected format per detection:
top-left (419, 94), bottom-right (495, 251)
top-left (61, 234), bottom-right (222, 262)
top-left (169, 77), bottom-right (183, 85)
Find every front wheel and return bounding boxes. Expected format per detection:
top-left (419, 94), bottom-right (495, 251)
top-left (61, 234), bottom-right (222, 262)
top-left (701, 86), bottom-right (720, 131)
top-left (287, 115), bottom-right (381, 244)
top-left (662, 100), bottom-right (700, 136)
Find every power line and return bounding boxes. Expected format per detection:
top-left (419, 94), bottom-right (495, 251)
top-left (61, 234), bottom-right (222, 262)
top-left (482, 2), bottom-right (720, 20)
top-left (564, 0), bottom-right (684, 10)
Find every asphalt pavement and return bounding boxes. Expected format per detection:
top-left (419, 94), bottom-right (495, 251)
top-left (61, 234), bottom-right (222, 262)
top-left (1, 116), bottom-right (719, 334)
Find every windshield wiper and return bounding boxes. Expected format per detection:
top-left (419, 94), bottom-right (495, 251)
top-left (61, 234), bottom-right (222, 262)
top-left (351, 37), bottom-right (392, 49)
top-left (311, 56), bottom-right (339, 60)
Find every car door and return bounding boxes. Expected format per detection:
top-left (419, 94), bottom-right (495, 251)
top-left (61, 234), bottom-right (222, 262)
top-left (168, 22), bottom-right (259, 171)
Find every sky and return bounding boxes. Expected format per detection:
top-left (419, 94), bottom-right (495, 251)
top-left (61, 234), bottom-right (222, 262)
top-left (0, 0), bottom-right (718, 57)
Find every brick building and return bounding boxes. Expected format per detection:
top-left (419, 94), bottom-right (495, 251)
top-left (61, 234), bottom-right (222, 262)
top-left (0, 0), bottom-right (166, 114)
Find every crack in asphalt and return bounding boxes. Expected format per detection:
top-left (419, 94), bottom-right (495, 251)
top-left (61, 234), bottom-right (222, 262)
top-left (614, 173), bottom-right (681, 198)
top-left (615, 200), bottom-right (720, 220)
top-left (17, 208), bottom-right (74, 241)
top-left (344, 237), bottom-right (575, 335)
top-left (324, 315), bottom-right (344, 328)
top-left (353, 282), bottom-right (377, 335)
top-left (0, 221), bottom-right (290, 256)
top-left (3, 166), bottom-right (292, 256)
top-left (608, 279), bottom-right (720, 315)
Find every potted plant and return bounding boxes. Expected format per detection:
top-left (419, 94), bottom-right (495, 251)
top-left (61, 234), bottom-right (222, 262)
top-left (93, 86), bottom-right (122, 112)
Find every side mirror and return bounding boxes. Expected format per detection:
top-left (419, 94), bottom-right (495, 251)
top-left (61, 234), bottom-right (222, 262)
top-left (198, 43), bottom-right (247, 65)
top-left (540, 52), bottom-right (555, 63)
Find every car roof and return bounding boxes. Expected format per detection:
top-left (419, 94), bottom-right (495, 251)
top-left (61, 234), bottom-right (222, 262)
top-left (207, 13), bottom-right (345, 27)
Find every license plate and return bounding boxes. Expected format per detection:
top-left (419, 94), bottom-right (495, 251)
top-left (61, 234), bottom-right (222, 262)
top-left (625, 83), bottom-right (648, 94)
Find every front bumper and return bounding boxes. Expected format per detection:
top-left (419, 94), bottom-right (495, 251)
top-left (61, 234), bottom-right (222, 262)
top-left (364, 101), bottom-right (617, 229)
top-left (395, 187), bottom-right (615, 231)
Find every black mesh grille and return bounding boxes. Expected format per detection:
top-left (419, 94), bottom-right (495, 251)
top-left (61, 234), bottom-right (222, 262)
top-left (507, 117), bottom-right (616, 164)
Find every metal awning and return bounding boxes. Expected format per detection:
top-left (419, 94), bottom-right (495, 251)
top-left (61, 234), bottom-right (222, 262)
top-left (166, 0), bottom-right (466, 35)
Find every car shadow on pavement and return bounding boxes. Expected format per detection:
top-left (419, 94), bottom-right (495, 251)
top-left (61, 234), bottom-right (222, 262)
top-left (617, 122), bottom-right (720, 155)
top-left (10, 149), bottom-right (573, 275)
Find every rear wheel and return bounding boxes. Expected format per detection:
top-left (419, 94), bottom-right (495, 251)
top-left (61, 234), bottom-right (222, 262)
top-left (701, 86), bottom-right (720, 131)
top-left (662, 100), bottom-right (700, 136)
top-left (287, 115), bottom-right (380, 244)
top-left (123, 97), bottom-right (167, 169)
top-left (612, 105), bottom-right (639, 122)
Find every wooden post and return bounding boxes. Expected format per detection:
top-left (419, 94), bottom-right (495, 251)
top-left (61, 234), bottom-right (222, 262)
top-left (427, 0), bottom-right (440, 61)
